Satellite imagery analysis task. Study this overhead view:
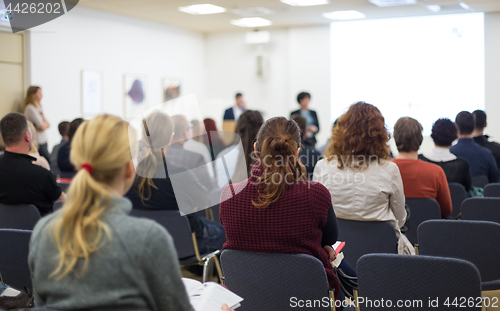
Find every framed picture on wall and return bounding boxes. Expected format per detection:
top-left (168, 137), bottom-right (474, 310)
top-left (124, 73), bottom-right (148, 120)
top-left (162, 77), bottom-right (181, 102)
top-left (81, 69), bottom-right (103, 116)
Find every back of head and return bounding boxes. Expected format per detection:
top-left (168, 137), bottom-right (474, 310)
top-left (58, 121), bottom-right (70, 138)
top-left (394, 117), bottom-right (423, 153)
top-left (325, 102), bottom-right (390, 168)
top-left (24, 86), bottom-right (40, 109)
top-left (234, 110), bottom-right (264, 175)
top-left (472, 110), bottom-right (487, 131)
top-left (253, 116), bottom-right (306, 208)
top-left (290, 114), bottom-right (307, 138)
top-left (68, 118), bottom-right (85, 142)
top-left (171, 114), bottom-right (189, 142)
top-left (431, 118), bottom-right (457, 147)
top-left (297, 92), bottom-right (310, 104)
top-left (455, 111), bottom-right (474, 135)
top-left (0, 113), bottom-right (28, 147)
top-left (52, 114), bottom-right (132, 279)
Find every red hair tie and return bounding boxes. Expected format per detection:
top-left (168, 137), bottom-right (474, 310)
top-left (81, 163), bottom-right (93, 175)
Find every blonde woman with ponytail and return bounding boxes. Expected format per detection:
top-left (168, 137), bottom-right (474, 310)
top-left (28, 114), bottom-right (234, 311)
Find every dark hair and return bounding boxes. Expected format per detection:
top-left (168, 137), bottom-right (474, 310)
top-left (325, 102), bottom-right (390, 168)
top-left (290, 114), bottom-right (307, 138)
top-left (394, 117), bottom-right (423, 153)
top-left (68, 118), bottom-right (85, 141)
top-left (253, 116), bottom-right (306, 208)
top-left (58, 121), bottom-right (70, 137)
top-left (473, 110), bottom-right (487, 131)
top-left (431, 118), bottom-right (457, 147)
top-left (297, 92), bottom-right (310, 104)
top-left (0, 113), bottom-right (28, 147)
top-left (455, 111), bottom-right (474, 135)
top-left (235, 93), bottom-right (243, 98)
top-left (234, 110), bottom-right (264, 176)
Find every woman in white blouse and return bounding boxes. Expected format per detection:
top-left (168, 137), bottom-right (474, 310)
top-left (313, 102), bottom-right (413, 255)
top-left (24, 86), bottom-right (51, 164)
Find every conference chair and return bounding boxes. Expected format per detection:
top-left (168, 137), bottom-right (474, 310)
top-left (220, 250), bottom-right (337, 311)
top-left (53, 201), bottom-right (64, 212)
top-left (0, 229), bottom-right (32, 290)
top-left (461, 197), bottom-right (500, 224)
top-left (0, 203), bottom-right (41, 230)
top-left (472, 175), bottom-right (489, 188)
top-left (129, 209), bottom-right (222, 283)
top-left (336, 219), bottom-right (398, 271)
top-left (448, 182), bottom-right (467, 219)
top-left (418, 220), bottom-right (500, 301)
top-left (357, 254), bottom-right (482, 311)
top-left (404, 198), bottom-right (441, 245)
top-left (484, 183), bottom-right (500, 198)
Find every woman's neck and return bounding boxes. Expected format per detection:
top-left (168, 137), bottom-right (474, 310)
top-left (397, 151), bottom-right (419, 160)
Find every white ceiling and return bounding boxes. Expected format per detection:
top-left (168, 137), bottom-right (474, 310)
top-left (78, 0), bottom-right (500, 33)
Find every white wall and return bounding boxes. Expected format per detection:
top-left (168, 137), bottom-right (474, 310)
top-left (29, 7), bottom-right (206, 149)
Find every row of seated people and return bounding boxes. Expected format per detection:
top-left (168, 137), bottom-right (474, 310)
top-left (0, 102), bottom-right (499, 309)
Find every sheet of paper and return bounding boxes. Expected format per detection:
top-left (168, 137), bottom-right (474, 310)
top-left (191, 283), bottom-right (243, 311)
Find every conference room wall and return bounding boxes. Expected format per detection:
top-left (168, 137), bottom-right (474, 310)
top-left (28, 6), bottom-right (206, 149)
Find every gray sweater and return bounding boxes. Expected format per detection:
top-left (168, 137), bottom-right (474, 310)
top-left (29, 196), bottom-right (195, 311)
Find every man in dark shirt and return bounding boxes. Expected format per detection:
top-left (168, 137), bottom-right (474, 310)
top-left (450, 111), bottom-right (499, 183)
top-left (0, 113), bottom-right (65, 216)
top-left (57, 118), bottom-right (84, 176)
top-left (291, 113), bottom-right (322, 180)
top-left (472, 110), bottom-right (500, 172)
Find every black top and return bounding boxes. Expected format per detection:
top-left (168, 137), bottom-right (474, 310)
top-left (298, 144), bottom-right (322, 181)
top-left (418, 154), bottom-right (472, 191)
top-left (125, 160), bottom-right (209, 239)
top-left (474, 135), bottom-right (500, 172)
top-left (321, 206), bottom-right (337, 248)
top-left (57, 141), bottom-right (75, 173)
top-left (0, 151), bottom-right (62, 216)
top-left (290, 109), bottom-right (320, 145)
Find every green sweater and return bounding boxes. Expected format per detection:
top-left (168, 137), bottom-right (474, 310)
top-left (29, 196), bottom-right (195, 311)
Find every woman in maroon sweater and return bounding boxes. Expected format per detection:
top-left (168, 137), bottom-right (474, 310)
top-left (220, 116), bottom-right (341, 301)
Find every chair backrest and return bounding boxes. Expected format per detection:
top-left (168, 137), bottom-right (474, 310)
top-left (357, 254), bottom-right (481, 311)
top-left (0, 203), bottom-right (41, 230)
top-left (129, 209), bottom-right (195, 259)
top-left (220, 250), bottom-right (332, 311)
top-left (405, 198), bottom-right (441, 245)
top-left (52, 201), bottom-right (65, 212)
top-left (0, 229), bottom-right (33, 290)
top-left (448, 182), bottom-right (467, 218)
top-left (484, 183), bottom-right (500, 198)
top-left (461, 197), bottom-right (500, 224)
top-left (418, 219), bottom-right (500, 283)
top-left (336, 219), bottom-right (398, 270)
top-left (472, 175), bottom-right (489, 188)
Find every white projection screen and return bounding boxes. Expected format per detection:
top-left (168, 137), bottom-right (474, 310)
top-left (330, 13), bottom-right (485, 135)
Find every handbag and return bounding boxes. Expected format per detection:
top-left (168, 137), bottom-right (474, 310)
top-left (334, 266), bottom-right (358, 300)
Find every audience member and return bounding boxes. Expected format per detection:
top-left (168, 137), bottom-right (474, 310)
top-left (313, 102), bottom-right (412, 254)
top-left (393, 117), bottom-right (452, 217)
top-left (0, 113), bottom-right (65, 216)
top-left (317, 119), bottom-right (338, 155)
top-left (291, 114), bottom-right (322, 180)
top-left (290, 92), bottom-right (320, 147)
top-left (450, 111), bottom-right (498, 182)
top-left (57, 118), bottom-right (84, 174)
top-left (184, 120), bottom-right (215, 178)
top-left (126, 112), bottom-right (225, 254)
top-left (202, 118), bottom-right (226, 161)
top-left (166, 115), bottom-right (216, 190)
top-left (472, 110), bottom-right (500, 170)
top-left (28, 122), bottom-right (50, 171)
top-left (220, 116), bottom-right (343, 303)
top-left (223, 93), bottom-right (246, 122)
top-left (0, 134), bottom-right (4, 156)
top-left (50, 121), bottom-right (70, 168)
top-left (28, 114), bottom-right (232, 311)
top-left (24, 86), bottom-right (51, 163)
top-left (419, 118), bottom-right (472, 191)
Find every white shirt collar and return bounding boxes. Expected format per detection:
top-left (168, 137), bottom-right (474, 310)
top-left (422, 147), bottom-right (457, 162)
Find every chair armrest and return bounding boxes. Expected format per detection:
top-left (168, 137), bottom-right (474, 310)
top-left (201, 249), bottom-right (221, 261)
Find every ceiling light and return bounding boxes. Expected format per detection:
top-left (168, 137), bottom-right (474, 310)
top-left (427, 5), bottom-right (441, 12)
top-left (323, 10), bottom-right (365, 20)
top-left (232, 7), bottom-right (275, 17)
top-left (231, 17), bottom-right (272, 27)
top-left (368, 0), bottom-right (417, 7)
top-left (280, 0), bottom-right (329, 6)
top-left (178, 4), bottom-right (226, 15)
top-left (459, 2), bottom-right (470, 10)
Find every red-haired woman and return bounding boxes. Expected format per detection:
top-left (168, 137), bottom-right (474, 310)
top-left (220, 116), bottom-right (345, 306)
top-left (202, 118), bottom-right (226, 161)
top-left (313, 102), bottom-right (413, 254)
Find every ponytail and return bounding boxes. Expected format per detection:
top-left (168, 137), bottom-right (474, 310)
top-left (253, 117), bottom-right (306, 208)
top-left (51, 114), bottom-right (131, 279)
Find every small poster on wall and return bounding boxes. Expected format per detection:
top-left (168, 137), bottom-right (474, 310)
top-left (162, 77), bottom-right (181, 102)
top-left (81, 70), bottom-right (102, 116)
top-left (124, 74), bottom-right (148, 120)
